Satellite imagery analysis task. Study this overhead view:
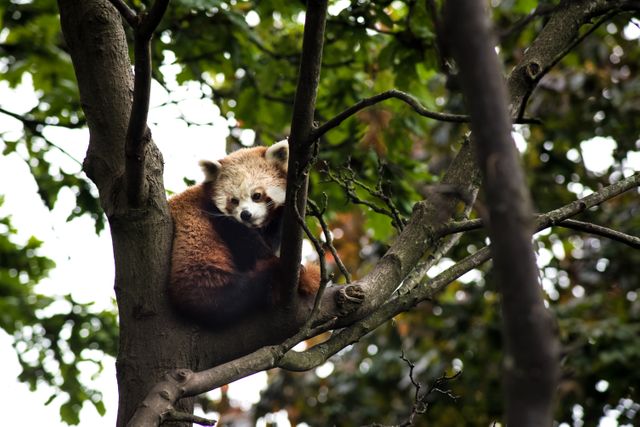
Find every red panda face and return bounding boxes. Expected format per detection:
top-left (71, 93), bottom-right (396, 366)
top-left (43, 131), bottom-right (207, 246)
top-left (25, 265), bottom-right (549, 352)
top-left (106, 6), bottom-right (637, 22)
top-left (199, 141), bottom-right (288, 228)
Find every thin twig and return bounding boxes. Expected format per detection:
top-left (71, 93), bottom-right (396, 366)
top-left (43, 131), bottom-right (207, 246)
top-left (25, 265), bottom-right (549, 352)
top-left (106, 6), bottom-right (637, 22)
top-left (558, 218), bottom-right (640, 249)
top-left (292, 182), bottom-right (331, 321)
top-left (310, 89), bottom-right (539, 142)
top-left (308, 197), bottom-right (353, 283)
top-left (0, 109), bottom-right (84, 167)
top-left (323, 163), bottom-right (404, 232)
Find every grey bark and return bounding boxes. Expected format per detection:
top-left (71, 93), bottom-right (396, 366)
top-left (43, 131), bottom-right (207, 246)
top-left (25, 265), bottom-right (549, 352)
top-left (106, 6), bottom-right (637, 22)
top-left (445, 1), bottom-right (559, 425)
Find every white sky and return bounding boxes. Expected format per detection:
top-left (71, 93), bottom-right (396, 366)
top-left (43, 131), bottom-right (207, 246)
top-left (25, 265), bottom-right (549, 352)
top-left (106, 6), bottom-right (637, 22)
top-left (1, 18), bottom-right (640, 426)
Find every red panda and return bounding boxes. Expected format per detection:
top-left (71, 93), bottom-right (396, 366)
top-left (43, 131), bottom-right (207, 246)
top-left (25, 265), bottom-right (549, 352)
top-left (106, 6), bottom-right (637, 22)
top-left (168, 141), bottom-right (320, 328)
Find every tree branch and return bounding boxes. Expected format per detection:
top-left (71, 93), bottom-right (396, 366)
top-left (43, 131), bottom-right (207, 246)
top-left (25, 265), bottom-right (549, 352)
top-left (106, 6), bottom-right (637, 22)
top-left (508, 0), bottom-right (640, 118)
top-left (164, 410), bottom-right (216, 426)
top-left (436, 215), bottom-right (640, 250)
top-left (445, 1), bottom-right (559, 426)
top-left (516, 9), bottom-right (617, 119)
top-left (308, 197), bottom-right (352, 283)
top-left (106, 0), bottom-right (138, 27)
top-left (498, 5), bottom-right (557, 41)
top-left (322, 163), bottom-right (405, 232)
top-left (278, 245), bottom-right (493, 372)
top-left (536, 174), bottom-right (640, 228)
top-left (310, 89), bottom-right (541, 142)
top-left (280, 173), bottom-right (640, 375)
top-left (310, 90), bottom-right (469, 141)
top-left (106, 0), bottom-right (169, 207)
top-left (279, 0), bottom-right (329, 303)
top-left (103, 1), bottom-right (640, 425)
top-left (558, 219), bottom-right (640, 249)
top-left (384, 354), bottom-right (460, 427)
top-left (0, 107), bottom-right (84, 166)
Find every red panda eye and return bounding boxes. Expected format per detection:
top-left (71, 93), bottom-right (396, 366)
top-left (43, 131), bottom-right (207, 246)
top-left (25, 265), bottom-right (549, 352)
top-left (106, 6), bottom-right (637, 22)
top-left (251, 192), bottom-right (262, 202)
top-left (230, 197), bottom-right (239, 205)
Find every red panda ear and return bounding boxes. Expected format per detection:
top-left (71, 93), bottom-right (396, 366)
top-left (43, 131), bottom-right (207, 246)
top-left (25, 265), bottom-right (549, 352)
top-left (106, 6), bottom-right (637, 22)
top-left (265, 140), bottom-right (289, 170)
top-left (199, 159), bottom-right (222, 183)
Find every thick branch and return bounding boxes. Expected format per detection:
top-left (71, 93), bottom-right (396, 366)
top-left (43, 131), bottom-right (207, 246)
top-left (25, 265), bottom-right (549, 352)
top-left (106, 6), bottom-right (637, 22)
top-left (445, 1), bottom-right (558, 426)
top-left (279, 0), bottom-right (329, 302)
top-left (279, 246), bottom-right (493, 371)
top-left (509, 0), bottom-right (640, 118)
top-left (107, 0), bottom-right (169, 207)
top-left (281, 173), bottom-right (640, 371)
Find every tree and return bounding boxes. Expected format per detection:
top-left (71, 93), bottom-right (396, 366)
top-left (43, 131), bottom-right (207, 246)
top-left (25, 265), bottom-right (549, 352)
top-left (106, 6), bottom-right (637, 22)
top-left (1, 0), bottom-right (639, 425)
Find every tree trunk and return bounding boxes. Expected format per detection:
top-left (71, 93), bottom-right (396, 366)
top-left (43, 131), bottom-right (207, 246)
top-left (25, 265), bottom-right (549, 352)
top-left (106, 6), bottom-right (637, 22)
top-left (56, 1), bottom-right (195, 424)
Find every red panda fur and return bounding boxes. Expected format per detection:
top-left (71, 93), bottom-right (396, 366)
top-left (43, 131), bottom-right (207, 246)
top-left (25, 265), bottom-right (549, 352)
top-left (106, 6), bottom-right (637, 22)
top-left (168, 142), bottom-right (320, 328)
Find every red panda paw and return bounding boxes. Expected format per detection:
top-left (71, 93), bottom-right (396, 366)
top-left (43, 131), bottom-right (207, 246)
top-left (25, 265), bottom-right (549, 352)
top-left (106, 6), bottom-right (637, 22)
top-left (299, 263), bottom-right (321, 295)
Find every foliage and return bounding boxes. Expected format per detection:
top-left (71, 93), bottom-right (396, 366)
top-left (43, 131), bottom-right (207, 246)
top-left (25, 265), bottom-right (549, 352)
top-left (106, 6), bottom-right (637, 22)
top-left (0, 0), bottom-right (104, 232)
top-left (1, 0), bottom-right (639, 425)
top-left (0, 197), bottom-right (118, 424)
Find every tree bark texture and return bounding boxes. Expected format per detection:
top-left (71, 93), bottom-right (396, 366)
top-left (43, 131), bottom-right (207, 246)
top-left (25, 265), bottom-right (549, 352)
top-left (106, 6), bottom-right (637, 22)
top-left (56, 2), bottom-right (192, 425)
top-left (279, 0), bottom-right (328, 302)
top-left (444, 1), bottom-right (559, 426)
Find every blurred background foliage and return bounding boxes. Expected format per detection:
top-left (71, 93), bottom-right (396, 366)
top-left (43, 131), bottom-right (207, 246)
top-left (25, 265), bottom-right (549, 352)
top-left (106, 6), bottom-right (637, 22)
top-left (1, 0), bottom-right (639, 425)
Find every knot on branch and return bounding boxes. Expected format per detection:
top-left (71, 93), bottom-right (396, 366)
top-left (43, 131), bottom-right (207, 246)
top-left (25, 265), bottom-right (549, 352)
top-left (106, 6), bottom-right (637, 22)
top-left (171, 368), bottom-right (193, 383)
top-left (525, 61), bottom-right (542, 81)
top-left (335, 284), bottom-right (365, 315)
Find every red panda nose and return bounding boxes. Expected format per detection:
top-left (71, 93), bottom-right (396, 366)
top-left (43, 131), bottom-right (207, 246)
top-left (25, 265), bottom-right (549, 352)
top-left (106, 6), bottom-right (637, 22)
top-left (240, 210), bottom-right (252, 222)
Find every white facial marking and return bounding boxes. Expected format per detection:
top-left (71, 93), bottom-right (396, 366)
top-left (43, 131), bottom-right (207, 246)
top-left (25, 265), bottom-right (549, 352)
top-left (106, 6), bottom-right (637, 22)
top-left (266, 186), bottom-right (286, 205)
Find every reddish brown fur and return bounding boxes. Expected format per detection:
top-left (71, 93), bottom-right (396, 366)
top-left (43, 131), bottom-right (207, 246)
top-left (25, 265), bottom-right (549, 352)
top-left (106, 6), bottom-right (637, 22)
top-left (168, 146), bottom-right (320, 328)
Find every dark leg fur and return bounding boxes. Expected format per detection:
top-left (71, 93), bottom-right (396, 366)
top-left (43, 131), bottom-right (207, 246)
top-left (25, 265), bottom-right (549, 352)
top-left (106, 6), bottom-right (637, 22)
top-left (170, 259), bottom-right (282, 328)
